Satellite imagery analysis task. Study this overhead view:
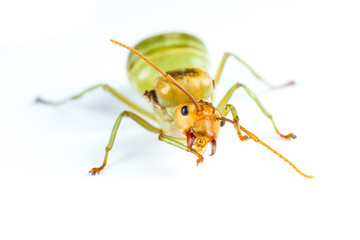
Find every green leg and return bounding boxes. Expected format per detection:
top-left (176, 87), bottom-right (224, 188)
top-left (36, 84), bottom-right (156, 121)
top-left (158, 134), bottom-right (204, 166)
top-left (89, 111), bottom-right (161, 175)
top-left (214, 52), bottom-right (294, 88)
top-left (218, 83), bottom-right (296, 139)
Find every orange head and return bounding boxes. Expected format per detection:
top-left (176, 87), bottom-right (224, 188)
top-left (174, 100), bottom-right (224, 156)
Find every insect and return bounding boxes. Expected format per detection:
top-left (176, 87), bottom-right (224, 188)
top-left (36, 32), bottom-right (313, 178)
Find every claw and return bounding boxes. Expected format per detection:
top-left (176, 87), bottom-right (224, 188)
top-left (89, 167), bottom-right (102, 175)
top-left (283, 133), bottom-right (297, 140)
top-left (196, 158), bottom-right (204, 166)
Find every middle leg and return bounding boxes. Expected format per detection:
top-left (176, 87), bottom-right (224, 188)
top-left (217, 83), bottom-right (296, 139)
top-left (89, 111), bottom-right (161, 175)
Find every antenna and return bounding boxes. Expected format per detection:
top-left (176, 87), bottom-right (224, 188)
top-left (219, 117), bottom-right (314, 179)
top-left (110, 39), bottom-right (200, 111)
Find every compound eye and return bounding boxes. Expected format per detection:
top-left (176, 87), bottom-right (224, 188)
top-left (220, 120), bottom-right (226, 127)
top-left (181, 105), bottom-right (189, 116)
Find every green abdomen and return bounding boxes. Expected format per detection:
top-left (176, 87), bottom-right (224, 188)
top-left (127, 33), bottom-right (210, 94)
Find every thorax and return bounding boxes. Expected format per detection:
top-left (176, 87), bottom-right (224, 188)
top-left (144, 68), bottom-right (215, 137)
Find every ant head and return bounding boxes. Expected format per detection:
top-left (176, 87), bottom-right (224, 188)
top-left (174, 101), bottom-right (224, 156)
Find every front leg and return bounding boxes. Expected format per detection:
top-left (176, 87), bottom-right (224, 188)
top-left (158, 134), bottom-right (204, 166)
top-left (218, 105), bottom-right (314, 179)
top-left (221, 104), bottom-right (249, 141)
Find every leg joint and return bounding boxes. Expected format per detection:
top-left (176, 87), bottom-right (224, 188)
top-left (235, 83), bottom-right (243, 88)
top-left (158, 134), bottom-right (165, 141)
top-left (102, 84), bottom-right (109, 90)
top-left (120, 110), bottom-right (130, 116)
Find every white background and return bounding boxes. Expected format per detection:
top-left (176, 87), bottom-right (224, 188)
top-left (1, 0), bottom-right (360, 239)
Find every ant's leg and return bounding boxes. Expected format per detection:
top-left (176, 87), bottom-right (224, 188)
top-left (218, 106), bottom-right (313, 179)
top-left (158, 134), bottom-right (204, 166)
top-left (36, 84), bottom-right (155, 120)
top-left (89, 111), bottom-right (161, 175)
top-left (214, 52), bottom-right (294, 88)
top-left (221, 104), bottom-right (250, 141)
top-left (217, 84), bottom-right (296, 139)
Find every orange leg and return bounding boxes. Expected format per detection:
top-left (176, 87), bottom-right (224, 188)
top-left (218, 105), bottom-right (313, 179)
